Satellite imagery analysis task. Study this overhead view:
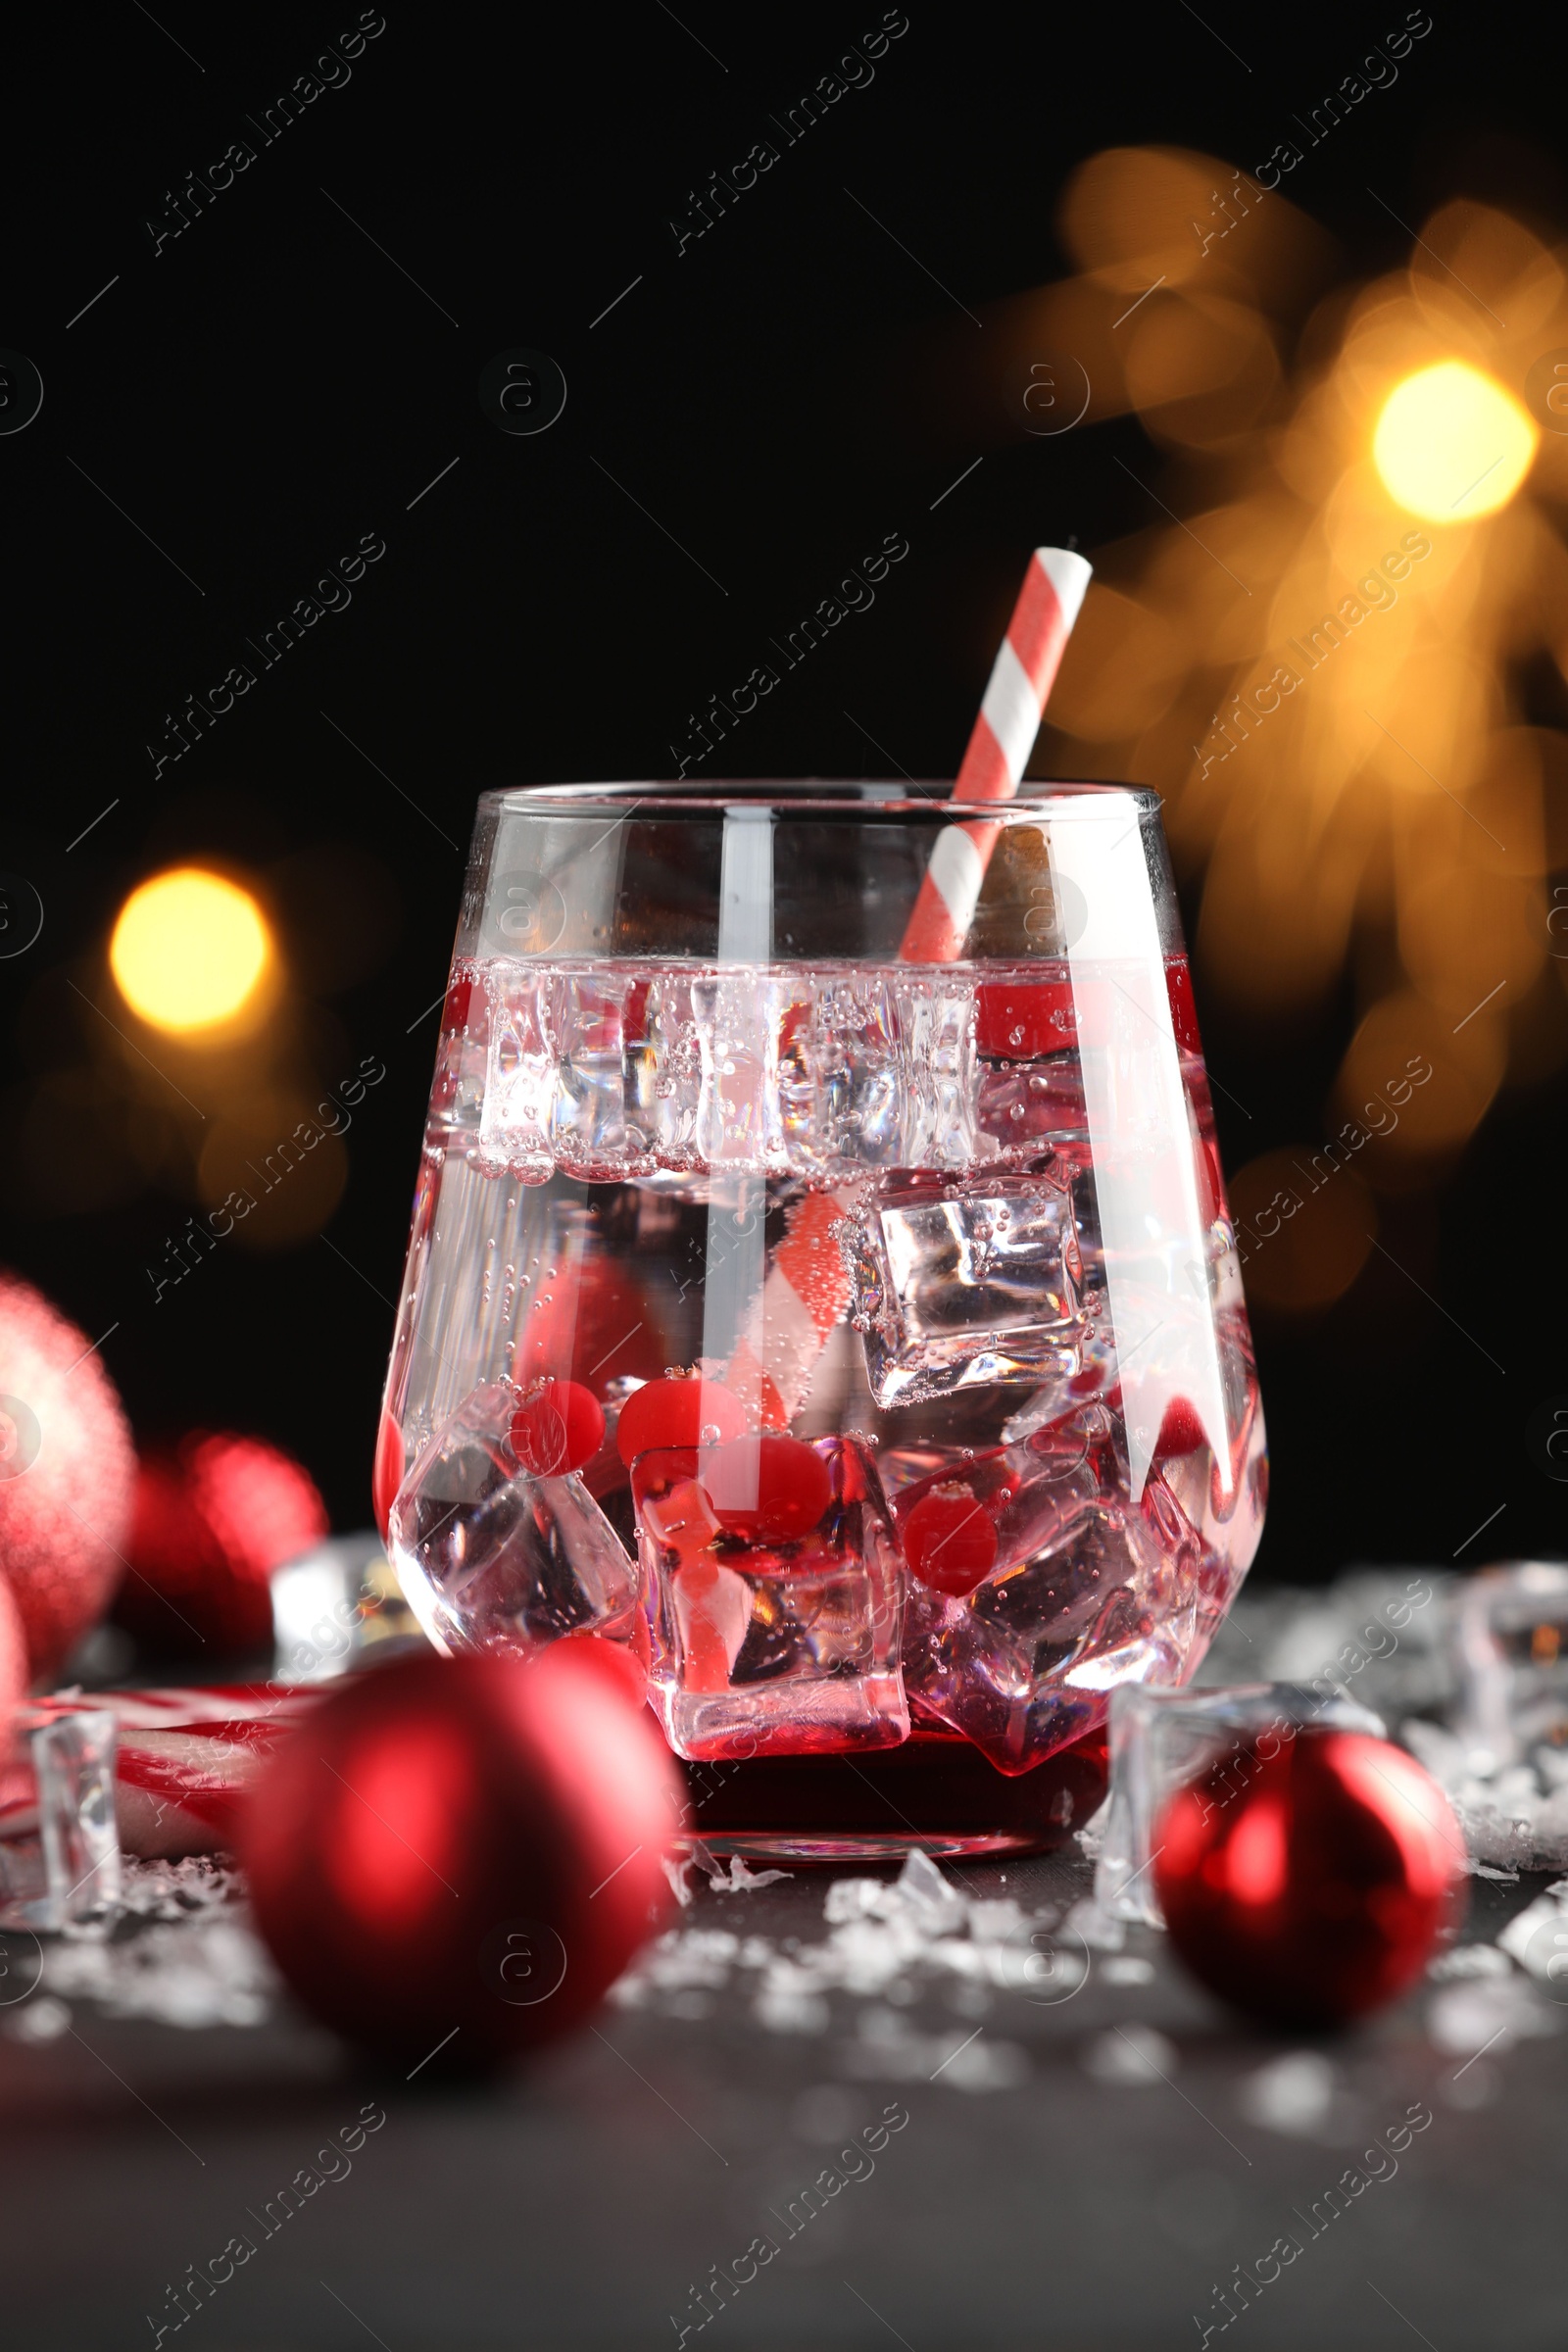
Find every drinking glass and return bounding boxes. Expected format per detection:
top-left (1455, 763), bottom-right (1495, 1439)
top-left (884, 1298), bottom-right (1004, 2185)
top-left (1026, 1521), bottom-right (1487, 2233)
top-left (381, 783), bottom-right (1266, 1857)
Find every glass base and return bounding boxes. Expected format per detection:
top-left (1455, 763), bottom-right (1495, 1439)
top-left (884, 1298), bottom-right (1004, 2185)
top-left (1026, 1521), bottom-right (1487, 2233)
top-left (678, 1721), bottom-right (1107, 1865)
top-left (680, 1828), bottom-right (1043, 1862)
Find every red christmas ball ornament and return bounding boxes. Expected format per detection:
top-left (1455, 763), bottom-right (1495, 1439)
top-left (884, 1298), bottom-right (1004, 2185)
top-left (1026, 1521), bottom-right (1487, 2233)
top-left (1153, 1728), bottom-right (1466, 2028)
top-left (0, 1269), bottom-right (136, 1681)
top-left (118, 1431), bottom-right (329, 1656)
top-left (243, 1642), bottom-right (683, 2060)
top-left (511, 1379), bottom-right (606, 1477)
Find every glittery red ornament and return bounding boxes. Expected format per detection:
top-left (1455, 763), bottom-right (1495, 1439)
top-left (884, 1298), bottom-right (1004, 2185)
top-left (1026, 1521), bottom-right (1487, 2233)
top-left (118, 1432), bottom-right (329, 1657)
top-left (0, 1572), bottom-right (27, 1724)
top-left (243, 1643), bottom-right (683, 2060)
top-left (0, 1270), bottom-right (136, 1681)
top-left (1153, 1728), bottom-right (1466, 2027)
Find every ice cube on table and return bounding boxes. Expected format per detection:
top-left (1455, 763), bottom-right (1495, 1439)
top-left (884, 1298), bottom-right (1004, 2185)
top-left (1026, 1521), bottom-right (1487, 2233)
top-left (631, 1433), bottom-right (907, 1761)
top-left (1452, 1560), bottom-right (1568, 1770)
top-left (0, 1708), bottom-right (122, 1933)
top-left (899, 1407), bottom-right (1213, 1773)
top-left (388, 1381), bottom-right (638, 1657)
top-left (1095, 1680), bottom-right (1385, 1928)
top-left (845, 1171), bottom-right (1085, 1408)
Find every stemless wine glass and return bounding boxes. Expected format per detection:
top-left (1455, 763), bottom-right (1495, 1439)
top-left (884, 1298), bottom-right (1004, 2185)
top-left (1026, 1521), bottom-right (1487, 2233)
top-left (380, 783), bottom-right (1266, 1859)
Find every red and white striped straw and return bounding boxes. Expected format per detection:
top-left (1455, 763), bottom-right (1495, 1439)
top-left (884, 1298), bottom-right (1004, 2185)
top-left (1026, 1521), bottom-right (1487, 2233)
top-left (726, 546), bottom-right (1092, 1427)
top-left (899, 545), bottom-right (1092, 962)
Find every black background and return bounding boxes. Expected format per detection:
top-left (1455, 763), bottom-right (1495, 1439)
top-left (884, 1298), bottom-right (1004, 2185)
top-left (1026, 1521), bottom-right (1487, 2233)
top-left (2, 0), bottom-right (1563, 1595)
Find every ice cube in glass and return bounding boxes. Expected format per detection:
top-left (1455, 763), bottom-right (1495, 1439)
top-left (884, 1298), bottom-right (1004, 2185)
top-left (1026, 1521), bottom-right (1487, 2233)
top-left (631, 1433), bottom-right (906, 1760)
top-left (388, 1380), bottom-right (637, 1656)
top-left (846, 1169), bottom-right (1084, 1407)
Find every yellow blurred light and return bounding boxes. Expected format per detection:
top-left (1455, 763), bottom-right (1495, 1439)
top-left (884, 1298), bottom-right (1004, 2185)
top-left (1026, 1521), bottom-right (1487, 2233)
top-left (1372, 360), bottom-right (1538, 521)
top-left (110, 868), bottom-right (270, 1034)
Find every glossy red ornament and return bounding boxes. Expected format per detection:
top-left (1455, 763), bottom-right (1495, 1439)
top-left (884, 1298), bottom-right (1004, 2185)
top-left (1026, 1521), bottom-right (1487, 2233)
top-left (0, 1270), bottom-right (136, 1680)
top-left (511, 1379), bottom-right (606, 1477)
top-left (902, 1482), bottom-right (999, 1596)
top-left (243, 1643), bottom-right (683, 2060)
top-left (614, 1374), bottom-right (749, 1467)
top-left (118, 1432), bottom-right (328, 1656)
top-left (1153, 1728), bottom-right (1466, 2028)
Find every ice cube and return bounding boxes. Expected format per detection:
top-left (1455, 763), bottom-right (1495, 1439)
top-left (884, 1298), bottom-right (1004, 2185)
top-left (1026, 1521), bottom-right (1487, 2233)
top-left (1452, 1561), bottom-right (1568, 1770)
top-left (388, 1381), bottom-right (638, 1656)
top-left (0, 1708), bottom-right (122, 1934)
top-left (898, 1407), bottom-right (1217, 1773)
top-left (637, 973), bottom-right (702, 1165)
top-left (814, 976), bottom-right (906, 1166)
top-left (901, 975), bottom-right (978, 1169)
top-left (631, 1433), bottom-right (906, 1760)
top-left (547, 971), bottom-right (634, 1174)
top-left (270, 1533), bottom-right (423, 1685)
top-left (846, 1171), bottom-right (1085, 1407)
top-left (1095, 1680), bottom-right (1384, 1928)
top-left (479, 966), bottom-right (554, 1179)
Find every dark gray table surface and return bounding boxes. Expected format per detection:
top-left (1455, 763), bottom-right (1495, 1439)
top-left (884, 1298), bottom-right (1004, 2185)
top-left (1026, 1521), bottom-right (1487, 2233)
top-left (1, 1840), bottom-right (1559, 2352)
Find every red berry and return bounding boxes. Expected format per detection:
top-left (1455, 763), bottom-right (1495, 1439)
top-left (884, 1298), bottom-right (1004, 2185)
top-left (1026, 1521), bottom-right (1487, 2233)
top-left (902, 1484), bottom-right (998, 1597)
top-left (615, 1376), bottom-right (748, 1467)
top-left (548, 1629), bottom-right (648, 1707)
top-left (372, 1408), bottom-right (404, 1540)
top-left (975, 980), bottom-right (1075, 1059)
top-left (702, 1436), bottom-right (831, 1545)
top-left (1164, 957), bottom-right (1201, 1054)
top-left (1155, 1397), bottom-right (1208, 1459)
top-left (511, 1379), bottom-right (606, 1476)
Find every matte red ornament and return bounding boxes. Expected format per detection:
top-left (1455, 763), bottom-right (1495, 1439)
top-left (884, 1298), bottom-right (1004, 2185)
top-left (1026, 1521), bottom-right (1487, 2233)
top-left (0, 1269), bottom-right (136, 1681)
top-left (511, 1379), bottom-right (606, 1477)
top-left (0, 1573), bottom-right (28, 1725)
top-left (614, 1374), bottom-right (749, 1467)
top-left (1153, 1728), bottom-right (1466, 2028)
top-left (243, 1643), bottom-right (683, 2060)
top-left (118, 1432), bottom-right (328, 1656)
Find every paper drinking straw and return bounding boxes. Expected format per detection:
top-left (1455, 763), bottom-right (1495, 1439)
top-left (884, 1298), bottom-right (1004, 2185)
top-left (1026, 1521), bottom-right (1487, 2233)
top-left (899, 545), bottom-right (1093, 962)
top-left (726, 547), bottom-right (1093, 1427)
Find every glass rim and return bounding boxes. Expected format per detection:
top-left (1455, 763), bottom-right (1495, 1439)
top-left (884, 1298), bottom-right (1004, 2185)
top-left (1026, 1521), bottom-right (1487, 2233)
top-left (477, 779), bottom-right (1162, 820)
